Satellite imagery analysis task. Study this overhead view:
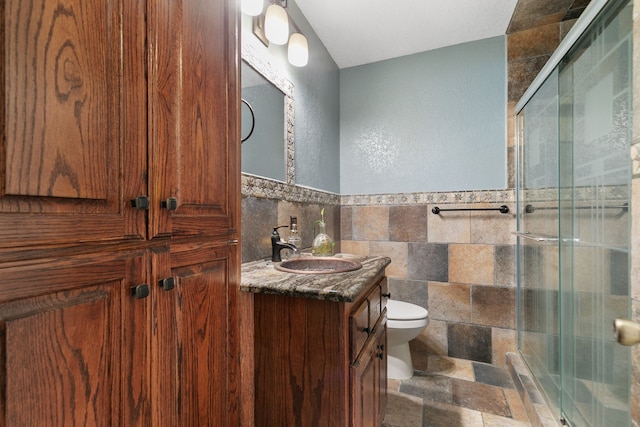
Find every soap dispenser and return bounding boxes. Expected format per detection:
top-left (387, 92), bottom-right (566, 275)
top-left (312, 208), bottom-right (334, 257)
top-left (285, 216), bottom-right (301, 259)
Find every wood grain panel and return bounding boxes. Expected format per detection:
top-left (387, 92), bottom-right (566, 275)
top-left (148, 0), bottom-right (239, 239)
top-left (152, 244), bottom-right (239, 426)
top-left (0, 0), bottom-right (147, 246)
top-left (0, 250), bottom-right (149, 426)
top-left (254, 294), bottom-right (349, 427)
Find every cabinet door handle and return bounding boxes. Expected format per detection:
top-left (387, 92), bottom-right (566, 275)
top-left (130, 196), bottom-right (150, 210)
top-left (361, 327), bottom-right (370, 334)
top-left (131, 284), bottom-right (150, 299)
top-left (382, 292), bottom-right (391, 298)
top-left (159, 277), bottom-right (175, 291)
top-left (161, 197), bottom-right (178, 210)
top-left (376, 352), bottom-right (384, 360)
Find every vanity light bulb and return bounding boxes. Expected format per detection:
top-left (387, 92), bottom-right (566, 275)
top-left (241, 0), bottom-right (263, 16)
top-left (288, 33), bottom-right (308, 67)
top-left (264, 4), bottom-right (289, 45)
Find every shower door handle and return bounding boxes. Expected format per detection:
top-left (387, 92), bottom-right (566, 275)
top-left (613, 318), bottom-right (640, 346)
top-left (511, 231), bottom-right (558, 242)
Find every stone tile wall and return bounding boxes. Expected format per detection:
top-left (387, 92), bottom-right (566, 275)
top-left (241, 174), bottom-right (341, 263)
top-left (341, 191), bottom-right (517, 367)
top-left (506, 1), bottom-right (587, 188)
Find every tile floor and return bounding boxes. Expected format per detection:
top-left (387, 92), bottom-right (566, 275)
top-left (383, 354), bottom-right (532, 427)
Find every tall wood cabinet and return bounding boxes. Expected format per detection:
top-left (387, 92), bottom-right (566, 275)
top-left (0, 0), bottom-right (241, 425)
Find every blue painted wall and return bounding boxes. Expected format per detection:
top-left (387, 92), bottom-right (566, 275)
top-left (340, 36), bottom-right (507, 194)
top-left (241, 1), bottom-right (341, 193)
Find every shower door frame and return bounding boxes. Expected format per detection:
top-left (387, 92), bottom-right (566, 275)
top-left (514, 0), bottom-right (634, 425)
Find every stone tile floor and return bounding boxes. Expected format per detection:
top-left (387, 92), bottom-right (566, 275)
top-left (383, 355), bottom-right (532, 427)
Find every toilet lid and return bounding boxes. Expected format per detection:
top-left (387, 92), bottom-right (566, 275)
top-left (386, 300), bottom-right (428, 320)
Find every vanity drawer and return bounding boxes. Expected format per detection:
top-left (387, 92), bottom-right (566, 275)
top-left (350, 298), bottom-right (369, 362)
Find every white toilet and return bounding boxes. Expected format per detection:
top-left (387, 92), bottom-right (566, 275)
top-left (386, 299), bottom-right (429, 380)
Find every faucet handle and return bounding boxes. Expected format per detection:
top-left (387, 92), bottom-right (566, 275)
top-left (272, 225), bottom-right (289, 239)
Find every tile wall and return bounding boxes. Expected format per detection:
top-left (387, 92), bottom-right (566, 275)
top-left (241, 174), bottom-right (341, 263)
top-left (242, 180), bottom-right (518, 367)
top-left (341, 191), bottom-right (517, 367)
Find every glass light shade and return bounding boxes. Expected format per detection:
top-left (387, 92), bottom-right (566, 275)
top-left (241, 0), bottom-right (263, 16)
top-left (264, 4), bottom-right (289, 45)
top-left (288, 33), bottom-right (308, 67)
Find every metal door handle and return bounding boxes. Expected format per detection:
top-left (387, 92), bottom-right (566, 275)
top-left (512, 231), bottom-right (558, 242)
top-left (613, 318), bottom-right (640, 346)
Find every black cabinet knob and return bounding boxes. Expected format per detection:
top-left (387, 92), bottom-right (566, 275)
top-left (131, 284), bottom-right (150, 299)
top-left (159, 277), bottom-right (175, 291)
top-left (161, 197), bottom-right (178, 210)
top-left (130, 196), bottom-right (150, 210)
top-left (382, 292), bottom-right (391, 298)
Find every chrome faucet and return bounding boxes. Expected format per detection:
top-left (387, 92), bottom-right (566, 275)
top-left (271, 226), bottom-right (297, 262)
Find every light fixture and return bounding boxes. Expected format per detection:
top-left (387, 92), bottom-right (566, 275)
top-left (241, 0), bottom-right (263, 16)
top-left (264, 4), bottom-right (289, 45)
top-left (247, 0), bottom-right (309, 67)
top-left (288, 33), bottom-right (308, 67)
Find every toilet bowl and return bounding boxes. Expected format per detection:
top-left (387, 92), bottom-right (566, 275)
top-left (386, 299), bottom-right (429, 380)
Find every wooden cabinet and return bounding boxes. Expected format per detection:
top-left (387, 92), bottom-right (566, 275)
top-left (350, 278), bottom-right (388, 427)
top-left (0, 250), bottom-right (150, 426)
top-left (0, 0), bottom-right (240, 425)
top-left (0, 0), bottom-right (239, 248)
top-left (253, 275), bottom-right (388, 426)
top-left (152, 242), bottom-right (240, 426)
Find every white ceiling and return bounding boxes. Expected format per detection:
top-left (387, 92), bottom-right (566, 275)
top-left (295, 0), bottom-right (519, 69)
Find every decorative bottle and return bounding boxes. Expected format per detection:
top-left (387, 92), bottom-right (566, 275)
top-left (312, 208), bottom-right (334, 257)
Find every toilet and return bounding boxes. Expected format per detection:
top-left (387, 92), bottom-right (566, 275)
top-left (386, 299), bottom-right (429, 380)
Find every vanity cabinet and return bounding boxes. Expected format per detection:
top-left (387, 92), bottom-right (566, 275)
top-left (253, 274), bottom-right (388, 426)
top-left (0, 0), bottom-right (241, 425)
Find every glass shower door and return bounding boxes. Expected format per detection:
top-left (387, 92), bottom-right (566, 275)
top-left (558, 0), bottom-right (632, 424)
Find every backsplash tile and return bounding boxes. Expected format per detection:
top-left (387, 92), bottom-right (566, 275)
top-left (449, 244), bottom-right (495, 286)
top-left (352, 206), bottom-right (389, 241)
top-left (389, 205), bottom-right (429, 242)
top-left (429, 282), bottom-right (472, 323)
top-left (407, 243), bottom-right (449, 282)
top-left (387, 278), bottom-right (429, 309)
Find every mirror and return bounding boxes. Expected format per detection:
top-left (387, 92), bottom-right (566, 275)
top-left (241, 46), bottom-right (295, 185)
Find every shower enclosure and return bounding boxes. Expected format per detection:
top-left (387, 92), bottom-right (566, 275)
top-left (515, 0), bottom-right (633, 425)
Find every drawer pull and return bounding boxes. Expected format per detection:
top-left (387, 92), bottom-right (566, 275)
top-left (131, 284), bottom-right (150, 299)
top-left (382, 292), bottom-right (391, 298)
top-left (130, 196), bottom-right (150, 210)
top-left (161, 197), bottom-right (178, 210)
top-left (159, 277), bottom-right (175, 291)
top-left (361, 327), bottom-right (370, 334)
top-left (376, 352), bottom-right (384, 360)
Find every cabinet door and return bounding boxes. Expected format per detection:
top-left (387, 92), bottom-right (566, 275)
top-left (0, 0), bottom-right (148, 249)
top-left (152, 242), bottom-right (240, 426)
top-left (351, 316), bottom-right (387, 427)
top-left (0, 251), bottom-right (150, 427)
top-left (148, 0), bottom-right (240, 240)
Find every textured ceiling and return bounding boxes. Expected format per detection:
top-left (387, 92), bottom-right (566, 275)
top-left (295, 0), bottom-right (518, 69)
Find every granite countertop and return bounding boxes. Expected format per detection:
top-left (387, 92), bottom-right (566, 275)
top-left (240, 254), bottom-right (391, 303)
